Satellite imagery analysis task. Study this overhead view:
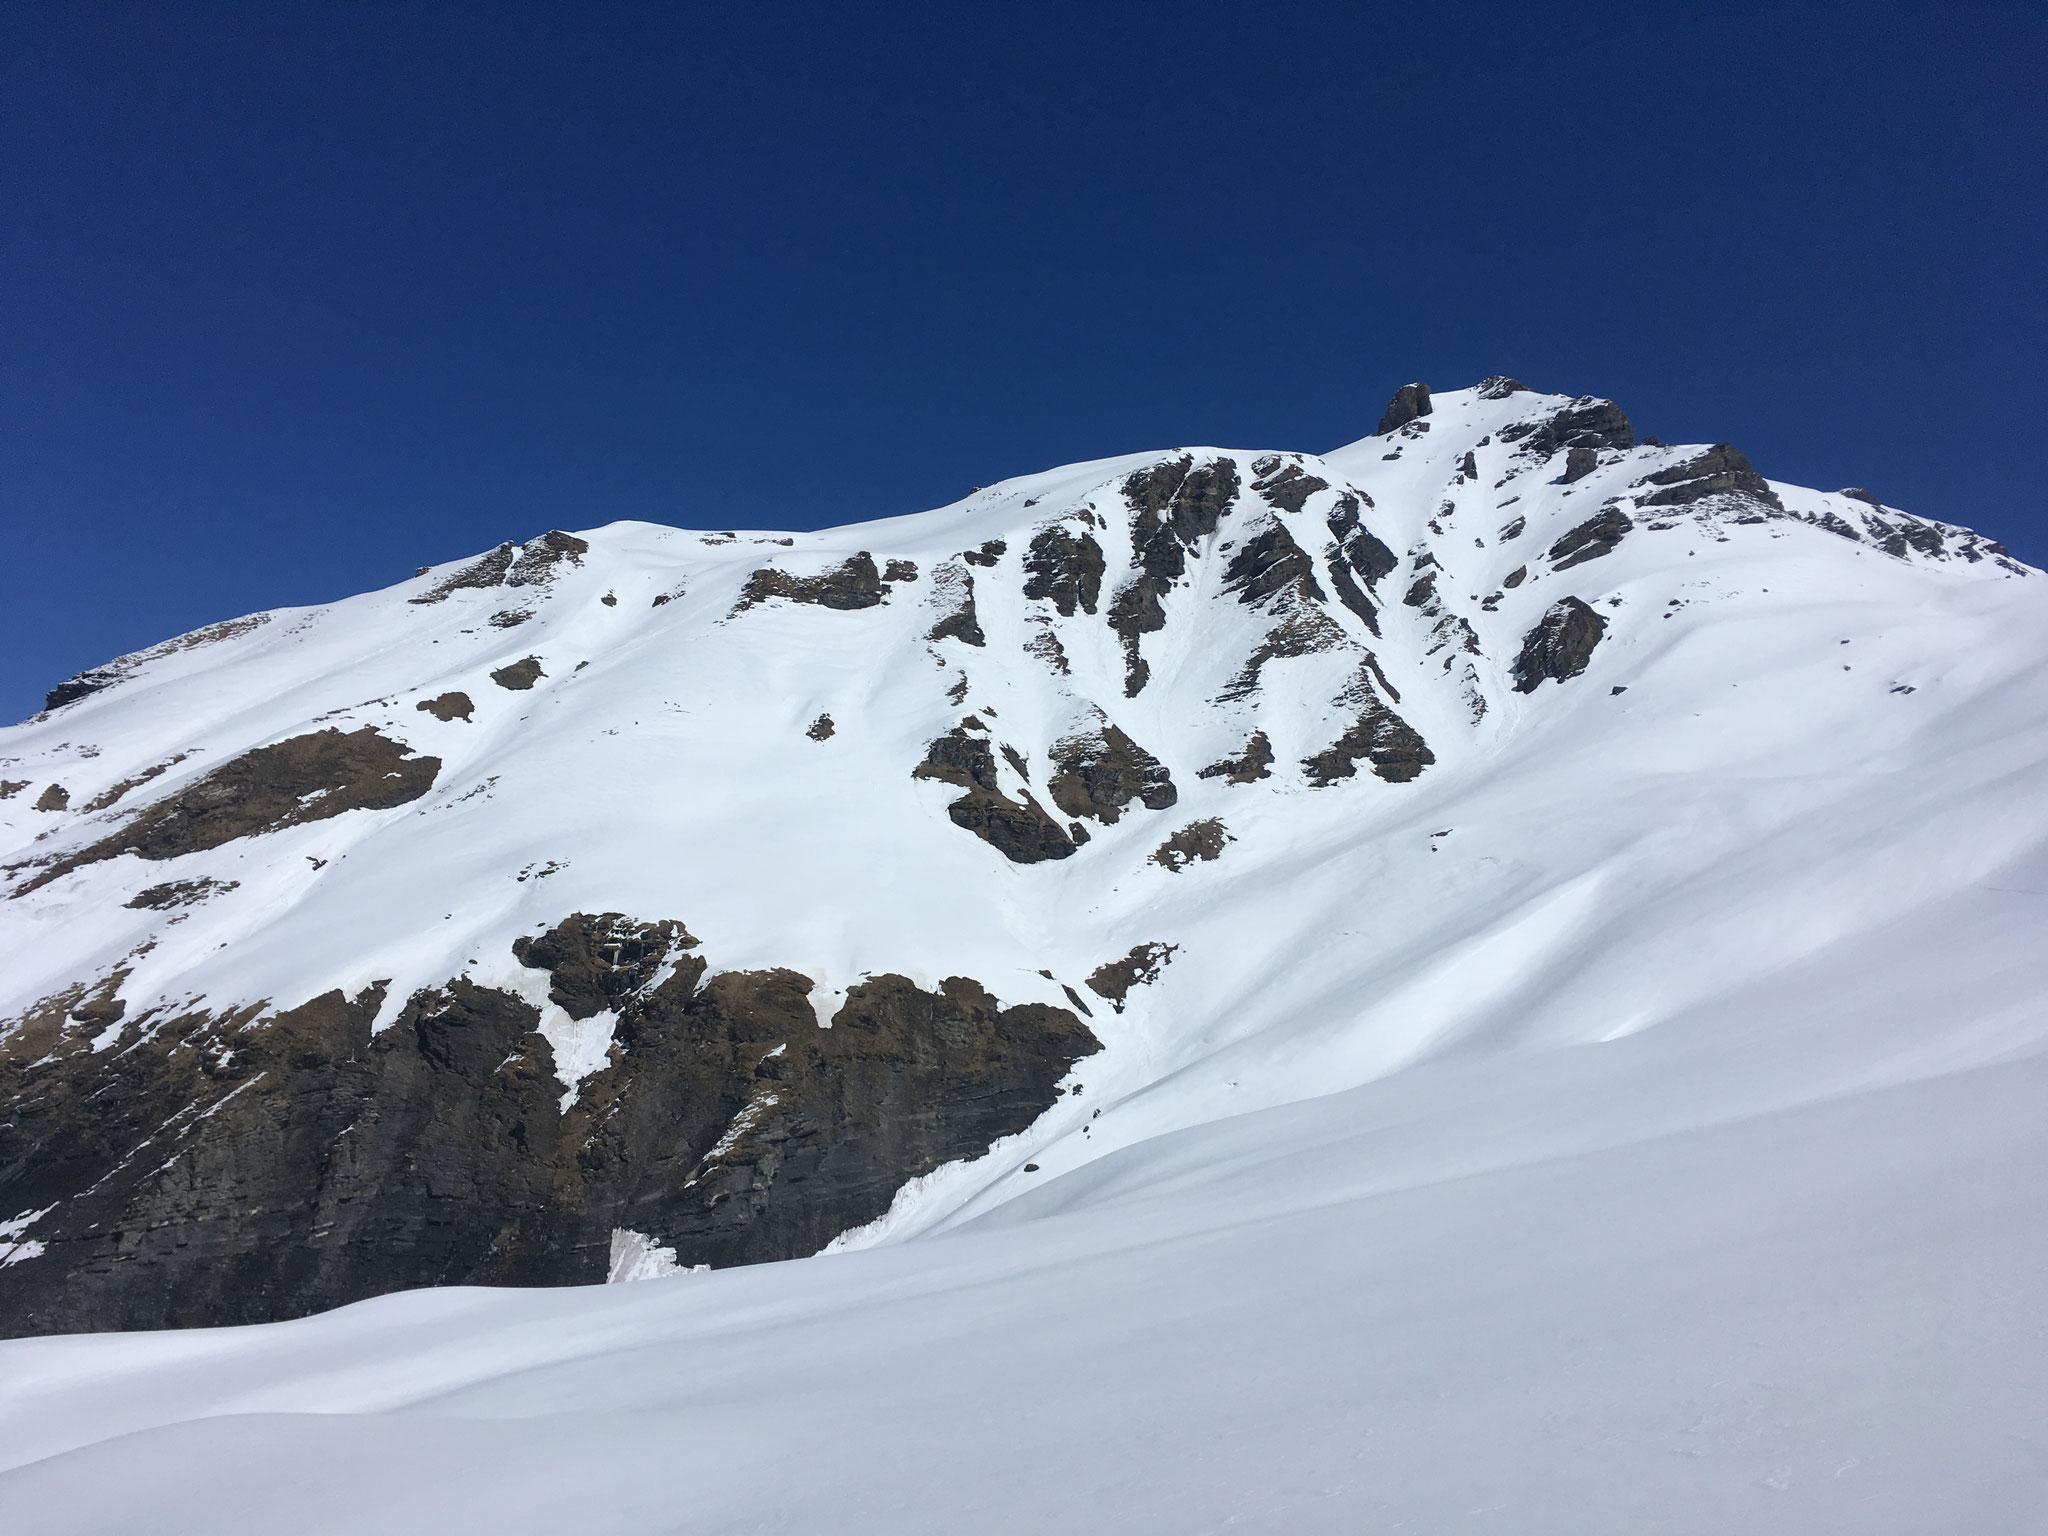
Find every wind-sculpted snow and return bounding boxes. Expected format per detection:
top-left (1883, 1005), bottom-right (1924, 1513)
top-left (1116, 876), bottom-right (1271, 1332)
top-left (0, 380), bottom-right (2044, 1528)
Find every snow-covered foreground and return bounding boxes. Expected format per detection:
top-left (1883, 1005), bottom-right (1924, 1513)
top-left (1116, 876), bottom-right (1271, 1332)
top-left (2, 856), bottom-right (2044, 1533)
top-left (2, 381), bottom-right (2045, 1528)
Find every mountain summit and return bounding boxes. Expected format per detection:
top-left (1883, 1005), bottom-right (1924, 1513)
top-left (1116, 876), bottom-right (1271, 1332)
top-left (0, 379), bottom-right (2036, 1342)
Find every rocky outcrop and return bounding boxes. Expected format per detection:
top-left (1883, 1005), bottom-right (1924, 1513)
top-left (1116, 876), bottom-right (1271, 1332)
top-left (13, 728), bottom-right (440, 896)
top-left (1222, 522), bottom-right (1326, 606)
top-left (39, 614), bottom-right (272, 714)
top-left (1216, 609), bottom-right (1350, 704)
top-left (1636, 444), bottom-right (1783, 513)
top-left (1302, 696), bottom-right (1435, 786)
top-left (410, 532), bottom-right (587, 608)
top-left (962, 539), bottom-right (1007, 568)
top-left (806, 713), bottom-right (836, 740)
top-left (416, 692), bottom-right (474, 721)
top-left (412, 543), bottom-right (517, 603)
top-left (1111, 457), bottom-right (1242, 695)
top-left (491, 657), bottom-right (546, 690)
top-left (514, 912), bottom-right (700, 1019)
top-left (737, 553), bottom-right (890, 612)
top-left (1047, 726), bottom-right (1177, 825)
top-left (125, 876), bottom-right (237, 910)
top-left (1085, 942), bottom-right (1176, 1012)
top-left (1250, 461), bottom-right (1329, 515)
top-left (1377, 383), bottom-right (1432, 435)
top-left (1500, 397), bottom-right (1635, 460)
top-left (1021, 527), bottom-right (1105, 617)
top-left (0, 923), bottom-right (1099, 1336)
top-left (913, 725), bottom-right (1075, 864)
top-left (505, 531), bottom-right (590, 587)
top-left (33, 784), bottom-right (68, 812)
top-left (1323, 494), bottom-right (1398, 634)
top-left (1198, 731), bottom-right (1274, 784)
top-left (927, 565), bottom-right (986, 647)
top-left (1152, 819), bottom-right (1228, 872)
top-left (1513, 598), bottom-right (1608, 691)
top-left (1547, 508), bottom-right (1635, 571)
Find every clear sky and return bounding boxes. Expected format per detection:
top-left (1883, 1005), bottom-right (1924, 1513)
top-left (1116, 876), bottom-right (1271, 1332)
top-left (5, 1), bottom-right (2043, 722)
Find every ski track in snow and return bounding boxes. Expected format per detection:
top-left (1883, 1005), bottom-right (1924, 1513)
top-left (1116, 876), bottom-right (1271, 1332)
top-left (0, 385), bottom-right (2044, 1532)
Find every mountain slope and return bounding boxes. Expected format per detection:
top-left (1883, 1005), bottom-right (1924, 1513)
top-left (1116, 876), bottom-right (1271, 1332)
top-left (0, 378), bottom-right (2040, 1350)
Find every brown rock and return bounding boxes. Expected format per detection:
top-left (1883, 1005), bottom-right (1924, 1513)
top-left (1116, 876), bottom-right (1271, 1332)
top-left (416, 692), bottom-right (475, 722)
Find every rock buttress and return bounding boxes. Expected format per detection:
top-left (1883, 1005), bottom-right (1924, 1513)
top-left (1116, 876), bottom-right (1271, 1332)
top-left (1513, 597), bottom-right (1609, 691)
top-left (1021, 527), bottom-right (1105, 617)
top-left (0, 924), bottom-right (1099, 1336)
top-left (1111, 456), bottom-right (1241, 694)
top-left (913, 725), bottom-right (1075, 863)
top-left (737, 553), bottom-right (889, 611)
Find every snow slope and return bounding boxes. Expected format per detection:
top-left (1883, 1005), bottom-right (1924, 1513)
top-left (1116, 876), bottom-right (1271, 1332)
top-left (1, 381), bottom-right (2044, 1530)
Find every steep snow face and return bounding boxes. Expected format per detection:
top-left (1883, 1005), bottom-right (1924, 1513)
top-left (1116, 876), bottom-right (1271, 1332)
top-left (0, 381), bottom-right (2040, 1332)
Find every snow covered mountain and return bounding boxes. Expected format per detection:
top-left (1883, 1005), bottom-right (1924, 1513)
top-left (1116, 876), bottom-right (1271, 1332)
top-left (3, 380), bottom-right (2045, 1532)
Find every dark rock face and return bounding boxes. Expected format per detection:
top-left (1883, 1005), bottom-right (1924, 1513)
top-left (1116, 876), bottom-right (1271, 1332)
top-left (913, 726), bottom-right (1075, 864)
top-left (1323, 552), bottom-right (1379, 633)
top-left (505, 531), bottom-right (590, 587)
top-left (962, 539), bottom-right (1007, 568)
top-left (14, 729), bottom-right (440, 897)
top-left (1502, 565), bottom-right (1528, 588)
top-left (1021, 527), bottom-right (1106, 617)
top-left (927, 568), bottom-right (986, 647)
top-left (1808, 511), bottom-right (1863, 541)
top-left (0, 927), bottom-right (1099, 1336)
top-left (882, 559), bottom-right (919, 583)
top-left (1547, 508), bottom-right (1635, 571)
top-left (738, 553), bottom-right (889, 611)
top-left (1223, 522), bottom-right (1326, 606)
top-left (1500, 397), bottom-right (1635, 459)
top-left (1111, 457), bottom-right (1242, 695)
top-left (514, 912), bottom-right (700, 1020)
top-left (1085, 942), bottom-right (1176, 1012)
top-left (1377, 383), bottom-right (1433, 435)
top-left (410, 542), bottom-right (517, 604)
top-left (1476, 376), bottom-right (1532, 399)
top-left (1513, 597), bottom-right (1608, 692)
top-left (42, 677), bottom-right (115, 712)
top-left (806, 713), bottom-right (836, 741)
top-left (1302, 698), bottom-right (1435, 786)
top-left (416, 692), bottom-right (475, 721)
top-left (1560, 446), bottom-right (1601, 484)
top-left (1198, 731), bottom-right (1274, 784)
top-left (1047, 726), bottom-right (1177, 825)
top-left (1251, 462), bottom-right (1329, 515)
top-left (491, 657), bottom-right (546, 690)
top-left (1636, 444), bottom-right (1784, 513)
top-left (1323, 495), bottom-right (1398, 635)
top-left (1151, 818), bottom-right (1228, 872)
top-left (408, 529), bottom-right (586, 605)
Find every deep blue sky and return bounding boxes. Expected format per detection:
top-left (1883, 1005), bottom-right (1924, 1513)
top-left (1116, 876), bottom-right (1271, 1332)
top-left (5, 2), bottom-right (2044, 721)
